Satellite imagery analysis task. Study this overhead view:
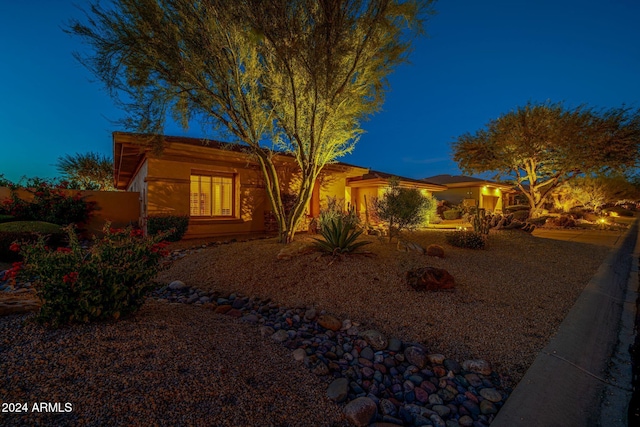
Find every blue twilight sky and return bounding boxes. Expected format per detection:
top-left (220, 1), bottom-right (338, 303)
top-left (1, 0), bottom-right (639, 183)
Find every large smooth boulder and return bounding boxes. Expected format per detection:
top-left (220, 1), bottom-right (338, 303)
top-left (344, 397), bottom-right (377, 426)
top-left (426, 244), bottom-right (445, 258)
top-left (406, 267), bottom-right (455, 291)
top-left (276, 242), bottom-right (317, 260)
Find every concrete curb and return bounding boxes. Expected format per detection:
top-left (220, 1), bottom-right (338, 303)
top-left (492, 220), bottom-right (639, 427)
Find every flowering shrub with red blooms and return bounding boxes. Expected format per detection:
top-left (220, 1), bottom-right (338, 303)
top-left (13, 223), bottom-right (170, 327)
top-left (4, 262), bottom-right (23, 282)
top-left (0, 177), bottom-right (96, 226)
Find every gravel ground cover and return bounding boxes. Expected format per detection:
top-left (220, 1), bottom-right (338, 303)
top-left (157, 229), bottom-right (610, 386)
top-left (0, 228), bottom-right (611, 426)
top-left (1, 301), bottom-right (348, 427)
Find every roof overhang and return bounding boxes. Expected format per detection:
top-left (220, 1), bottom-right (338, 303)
top-left (347, 176), bottom-right (447, 192)
top-left (113, 133), bottom-right (149, 190)
top-left (444, 181), bottom-right (516, 192)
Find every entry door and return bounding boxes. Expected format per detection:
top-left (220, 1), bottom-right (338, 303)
top-left (482, 195), bottom-right (498, 212)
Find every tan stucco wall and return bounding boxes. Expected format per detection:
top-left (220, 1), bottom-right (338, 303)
top-left (84, 191), bottom-right (140, 234)
top-left (318, 169), bottom-right (364, 211)
top-left (127, 159), bottom-right (148, 226)
top-left (0, 187), bottom-right (140, 236)
top-left (352, 187), bottom-right (379, 220)
top-left (144, 155), bottom-right (273, 239)
top-left (437, 187), bottom-right (479, 205)
top-left (116, 137), bottom-right (369, 239)
top-left (437, 186), bottom-right (504, 212)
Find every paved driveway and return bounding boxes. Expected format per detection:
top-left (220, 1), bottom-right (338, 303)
top-left (531, 228), bottom-right (627, 248)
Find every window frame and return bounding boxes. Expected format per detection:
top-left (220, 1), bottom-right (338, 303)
top-left (189, 171), bottom-right (236, 218)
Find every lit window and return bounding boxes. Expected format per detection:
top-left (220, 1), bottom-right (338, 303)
top-left (190, 174), bottom-right (234, 217)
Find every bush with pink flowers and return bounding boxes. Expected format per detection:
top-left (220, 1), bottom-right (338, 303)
top-left (11, 224), bottom-right (169, 327)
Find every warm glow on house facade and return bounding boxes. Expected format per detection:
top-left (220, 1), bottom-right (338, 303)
top-left (113, 132), bottom-right (447, 238)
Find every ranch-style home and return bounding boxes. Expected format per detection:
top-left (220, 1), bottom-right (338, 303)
top-left (423, 174), bottom-right (516, 213)
top-left (113, 132), bottom-right (446, 239)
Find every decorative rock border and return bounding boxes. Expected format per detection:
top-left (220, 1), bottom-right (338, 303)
top-left (153, 283), bottom-right (510, 426)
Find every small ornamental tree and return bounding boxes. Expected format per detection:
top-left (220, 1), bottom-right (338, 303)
top-left (373, 178), bottom-right (433, 242)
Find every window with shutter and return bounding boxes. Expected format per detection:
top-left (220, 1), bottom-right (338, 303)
top-left (189, 174), bottom-right (234, 217)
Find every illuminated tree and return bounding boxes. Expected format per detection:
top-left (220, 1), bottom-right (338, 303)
top-left (552, 173), bottom-right (640, 212)
top-left (56, 152), bottom-right (115, 190)
top-left (452, 102), bottom-right (640, 217)
top-left (373, 178), bottom-right (434, 242)
top-left (69, 0), bottom-right (433, 243)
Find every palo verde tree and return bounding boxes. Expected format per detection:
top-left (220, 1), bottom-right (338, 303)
top-left (56, 152), bottom-right (115, 190)
top-left (69, 0), bottom-right (434, 243)
top-left (452, 102), bottom-right (640, 217)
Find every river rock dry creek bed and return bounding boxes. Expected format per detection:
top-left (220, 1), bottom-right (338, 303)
top-left (0, 229), bottom-right (611, 426)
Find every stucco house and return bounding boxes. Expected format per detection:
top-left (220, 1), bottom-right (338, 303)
top-left (113, 132), bottom-right (446, 238)
top-left (423, 174), bottom-right (516, 213)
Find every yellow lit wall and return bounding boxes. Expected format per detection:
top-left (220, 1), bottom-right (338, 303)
top-left (122, 142), bottom-right (369, 239)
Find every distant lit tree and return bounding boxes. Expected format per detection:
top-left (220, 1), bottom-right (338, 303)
top-left (69, 0), bottom-right (434, 243)
top-left (452, 102), bottom-right (640, 217)
top-left (552, 172), bottom-right (640, 213)
top-left (56, 152), bottom-right (115, 190)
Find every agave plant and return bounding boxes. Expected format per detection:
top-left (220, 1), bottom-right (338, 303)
top-left (313, 218), bottom-right (371, 255)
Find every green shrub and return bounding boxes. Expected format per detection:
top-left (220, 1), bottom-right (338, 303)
top-left (0, 221), bottom-right (63, 233)
top-left (9, 225), bottom-right (169, 327)
top-left (0, 214), bottom-right (15, 223)
top-left (147, 215), bottom-right (189, 242)
top-left (547, 215), bottom-right (577, 228)
top-left (524, 216), bottom-right (548, 226)
top-left (445, 230), bottom-right (485, 249)
top-left (443, 209), bottom-right (461, 220)
top-left (511, 209), bottom-right (530, 221)
top-left (373, 178), bottom-right (433, 241)
top-left (583, 212), bottom-right (600, 222)
top-left (313, 218), bottom-right (371, 255)
top-left (0, 178), bottom-right (96, 226)
top-left (421, 195), bottom-right (439, 226)
top-left (603, 206), bottom-right (634, 217)
top-left (318, 196), bottom-right (359, 233)
top-left (0, 221), bottom-right (65, 261)
top-left (505, 204), bottom-right (530, 212)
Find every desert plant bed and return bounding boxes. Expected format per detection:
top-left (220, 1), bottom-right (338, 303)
top-left (157, 229), bottom-right (609, 387)
top-left (0, 229), bottom-right (612, 425)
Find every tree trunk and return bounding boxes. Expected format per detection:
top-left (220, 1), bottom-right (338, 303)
top-left (282, 170), bottom-right (318, 243)
top-left (523, 187), bottom-right (547, 218)
top-left (254, 153), bottom-right (289, 243)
